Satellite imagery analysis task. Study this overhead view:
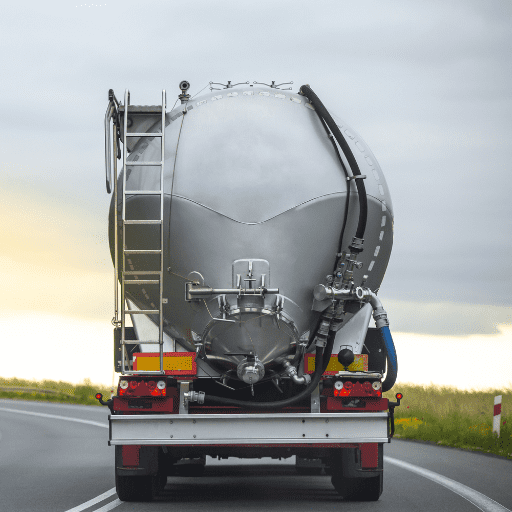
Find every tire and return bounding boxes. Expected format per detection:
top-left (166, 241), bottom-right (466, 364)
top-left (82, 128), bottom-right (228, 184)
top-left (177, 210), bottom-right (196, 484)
top-left (331, 473), bottom-right (383, 501)
top-left (115, 474), bottom-right (153, 502)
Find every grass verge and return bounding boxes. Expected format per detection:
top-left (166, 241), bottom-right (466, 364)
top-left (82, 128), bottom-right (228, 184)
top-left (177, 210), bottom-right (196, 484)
top-left (0, 376), bottom-right (111, 406)
top-left (384, 383), bottom-right (512, 460)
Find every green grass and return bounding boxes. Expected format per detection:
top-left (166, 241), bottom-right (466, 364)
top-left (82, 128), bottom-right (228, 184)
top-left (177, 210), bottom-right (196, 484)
top-left (0, 376), bottom-right (112, 406)
top-left (384, 383), bottom-right (512, 460)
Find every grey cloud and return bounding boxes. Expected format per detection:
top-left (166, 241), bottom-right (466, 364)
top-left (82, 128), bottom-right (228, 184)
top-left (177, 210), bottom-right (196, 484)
top-left (0, 0), bottom-right (511, 336)
top-left (380, 298), bottom-right (512, 337)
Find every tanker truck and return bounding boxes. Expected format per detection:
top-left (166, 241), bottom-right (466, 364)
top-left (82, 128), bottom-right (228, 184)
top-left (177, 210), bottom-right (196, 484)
top-left (97, 80), bottom-right (402, 502)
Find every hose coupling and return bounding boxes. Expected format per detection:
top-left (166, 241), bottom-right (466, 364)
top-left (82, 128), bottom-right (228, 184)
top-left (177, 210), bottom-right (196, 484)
top-left (349, 236), bottom-right (364, 253)
top-left (184, 391), bottom-right (205, 404)
top-left (373, 307), bottom-right (389, 328)
top-left (282, 361), bottom-right (311, 385)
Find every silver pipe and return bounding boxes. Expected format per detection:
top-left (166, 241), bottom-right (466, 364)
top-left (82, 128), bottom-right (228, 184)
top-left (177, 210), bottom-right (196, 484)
top-left (363, 289), bottom-right (389, 329)
top-left (281, 361), bottom-right (311, 386)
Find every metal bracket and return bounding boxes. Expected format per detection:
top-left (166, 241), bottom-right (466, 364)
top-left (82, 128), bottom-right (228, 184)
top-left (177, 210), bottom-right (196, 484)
top-left (179, 381), bottom-right (191, 414)
top-left (253, 80), bottom-right (293, 90)
top-left (209, 80), bottom-right (249, 90)
top-left (311, 385), bottom-right (321, 413)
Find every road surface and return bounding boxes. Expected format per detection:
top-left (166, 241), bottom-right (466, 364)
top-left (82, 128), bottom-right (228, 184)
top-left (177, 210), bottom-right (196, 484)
top-left (0, 399), bottom-right (510, 512)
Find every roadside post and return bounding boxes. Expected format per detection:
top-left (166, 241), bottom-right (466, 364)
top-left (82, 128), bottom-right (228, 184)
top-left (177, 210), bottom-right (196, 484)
top-left (493, 395), bottom-right (502, 437)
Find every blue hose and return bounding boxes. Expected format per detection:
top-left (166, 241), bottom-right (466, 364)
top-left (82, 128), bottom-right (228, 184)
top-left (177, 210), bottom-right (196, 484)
top-left (379, 326), bottom-right (398, 392)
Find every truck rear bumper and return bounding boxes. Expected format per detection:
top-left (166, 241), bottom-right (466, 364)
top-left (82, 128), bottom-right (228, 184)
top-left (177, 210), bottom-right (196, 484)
top-left (109, 412), bottom-right (390, 446)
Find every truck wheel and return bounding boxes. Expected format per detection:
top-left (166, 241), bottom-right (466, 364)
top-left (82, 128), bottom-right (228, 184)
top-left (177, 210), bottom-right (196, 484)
top-left (331, 473), bottom-right (382, 501)
top-left (115, 474), bottom-right (153, 502)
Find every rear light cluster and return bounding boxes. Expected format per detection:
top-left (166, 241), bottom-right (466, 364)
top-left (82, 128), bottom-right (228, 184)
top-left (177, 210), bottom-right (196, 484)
top-left (333, 379), bottom-right (382, 398)
top-left (118, 378), bottom-right (167, 397)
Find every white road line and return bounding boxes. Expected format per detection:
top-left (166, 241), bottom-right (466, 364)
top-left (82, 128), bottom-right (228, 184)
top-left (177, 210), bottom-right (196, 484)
top-left (64, 489), bottom-right (117, 512)
top-left (385, 456), bottom-right (511, 512)
top-left (0, 407), bottom-right (108, 429)
top-left (0, 407), bottom-right (117, 511)
top-left (92, 498), bottom-right (122, 511)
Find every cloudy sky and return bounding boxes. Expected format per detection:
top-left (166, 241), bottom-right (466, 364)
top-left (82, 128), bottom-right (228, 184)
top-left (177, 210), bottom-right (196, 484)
top-left (1, 0), bottom-right (510, 389)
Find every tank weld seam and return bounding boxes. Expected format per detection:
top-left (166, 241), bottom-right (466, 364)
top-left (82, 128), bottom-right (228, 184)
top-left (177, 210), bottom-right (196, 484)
top-left (167, 269), bottom-right (191, 281)
top-left (168, 192), bottom-right (349, 225)
top-left (167, 113), bottom-right (186, 260)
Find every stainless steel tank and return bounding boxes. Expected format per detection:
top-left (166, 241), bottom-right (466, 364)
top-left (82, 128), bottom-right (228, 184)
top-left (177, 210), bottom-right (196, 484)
top-left (110, 85), bottom-right (393, 383)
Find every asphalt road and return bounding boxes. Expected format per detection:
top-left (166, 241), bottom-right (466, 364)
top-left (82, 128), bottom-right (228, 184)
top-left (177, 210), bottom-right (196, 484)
top-left (0, 399), bottom-right (511, 512)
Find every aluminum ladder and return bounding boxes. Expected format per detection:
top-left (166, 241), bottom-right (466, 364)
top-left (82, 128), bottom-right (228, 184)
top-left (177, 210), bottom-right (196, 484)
top-left (120, 89), bottom-right (167, 375)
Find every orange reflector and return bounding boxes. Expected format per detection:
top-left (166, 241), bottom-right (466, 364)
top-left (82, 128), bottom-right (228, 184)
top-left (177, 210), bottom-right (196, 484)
top-left (133, 352), bottom-right (197, 375)
top-left (304, 354), bottom-right (368, 374)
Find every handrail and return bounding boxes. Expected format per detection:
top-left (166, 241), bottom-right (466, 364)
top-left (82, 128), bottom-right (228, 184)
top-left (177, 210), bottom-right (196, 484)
top-left (104, 103), bottom-right (114, 194)
top-left (104, 90), bottom-right (120, 194)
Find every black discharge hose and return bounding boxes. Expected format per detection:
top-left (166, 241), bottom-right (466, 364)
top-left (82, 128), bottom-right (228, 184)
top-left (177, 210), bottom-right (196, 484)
top-left (318, 116), bottom-right (351, 266)
top-left (203, 333), bottom-right (335, 409)
top-left (299, 85), bottom-right (368, 244)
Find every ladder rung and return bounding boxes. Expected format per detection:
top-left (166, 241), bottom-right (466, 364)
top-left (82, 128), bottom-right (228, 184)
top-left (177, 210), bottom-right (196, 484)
top-left (124, 279), bottom-right (159, 285)
top-left (121, 340), bottom-right (161, 345)
top-left (125, 161), bottom-right (162, 166)
top-left (124, 220), bottom-right (162, 225)
top-left (125, 309), bottom-right (160, 315)
top-left (125, 190), bottom-right (162, 194)
top-left (124, 249), bottom-right (162, 254)
top-left (123, 271), bottom-right (162, 275)
top-left (126, 132), bottom-right (162, 137)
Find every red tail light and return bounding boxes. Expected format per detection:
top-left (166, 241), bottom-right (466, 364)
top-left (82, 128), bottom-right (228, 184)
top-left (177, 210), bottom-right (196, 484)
top-left (333, 380), bottom-right (382, 398)
top-left (118, 378), bottom-right (167, 397)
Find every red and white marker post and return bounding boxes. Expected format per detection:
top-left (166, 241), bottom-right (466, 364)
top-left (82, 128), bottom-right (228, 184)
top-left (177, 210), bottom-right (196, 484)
top-left (493, 395), bottom-right (502, 437)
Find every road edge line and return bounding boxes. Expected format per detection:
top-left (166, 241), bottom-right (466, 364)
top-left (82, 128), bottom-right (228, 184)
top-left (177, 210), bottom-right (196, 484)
top-left (0, 406), bottom-right (108, 429)
top-left (385, 456), bottom-right (511, 512)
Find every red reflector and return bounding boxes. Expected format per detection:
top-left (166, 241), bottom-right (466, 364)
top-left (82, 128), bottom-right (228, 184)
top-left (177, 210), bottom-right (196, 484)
top-left (129, 380), bottom-right (138, 390)
top-left (360, 444), bottom-right (379, 469)
top-left (396, 393), bottom-right (403, 400)
top-left (122, 445), bottom-right (140, 467)
top-left (95, 393), bottom-right (102, 400)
